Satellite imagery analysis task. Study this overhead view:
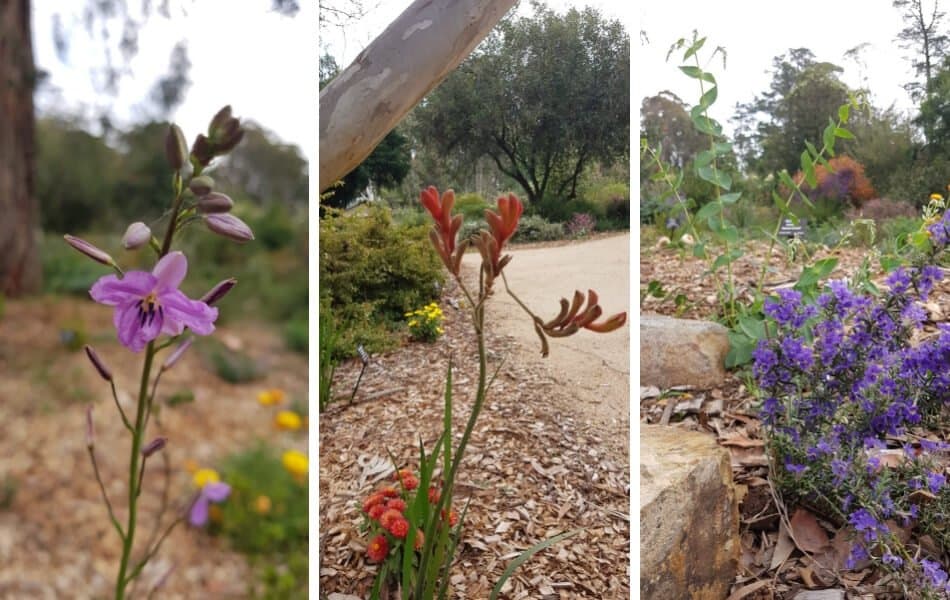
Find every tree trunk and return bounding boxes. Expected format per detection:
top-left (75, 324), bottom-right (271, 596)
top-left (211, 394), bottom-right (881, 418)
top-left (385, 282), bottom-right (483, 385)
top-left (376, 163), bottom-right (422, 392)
top-left (319, 0), bottom-right (516, 192)
top-left (0, 0), bottom-right (40, 296)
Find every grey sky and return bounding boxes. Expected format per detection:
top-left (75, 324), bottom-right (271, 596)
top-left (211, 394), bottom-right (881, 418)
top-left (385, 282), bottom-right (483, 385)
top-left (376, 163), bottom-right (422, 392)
top-left (33, 0), bottom-right (314, 160)
top-left (639, 1), bottom-right (927, 136)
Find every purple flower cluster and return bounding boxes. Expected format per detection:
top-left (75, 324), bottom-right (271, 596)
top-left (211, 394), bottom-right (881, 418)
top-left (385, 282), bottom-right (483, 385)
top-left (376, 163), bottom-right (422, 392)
top-left (754, 257), bottom-right (950, 588)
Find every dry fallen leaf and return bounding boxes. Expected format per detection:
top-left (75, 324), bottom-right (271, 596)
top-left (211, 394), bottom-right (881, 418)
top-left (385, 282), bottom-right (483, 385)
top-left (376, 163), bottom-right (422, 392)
top-left (771, 520), bottom-right (796, 571)
top-left (789, 507), bottom-right (830, 554)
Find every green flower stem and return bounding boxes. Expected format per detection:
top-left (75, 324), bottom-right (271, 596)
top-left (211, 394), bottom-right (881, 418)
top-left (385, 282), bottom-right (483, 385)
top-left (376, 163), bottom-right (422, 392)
top-left (115, 339), bottom-right (157, 600)
top-left (159, 174), bottom-right (185, 257)
top-left (89, 445), bottom-right (125, 541)
top-left (110, 380), bottom-right (133, 433)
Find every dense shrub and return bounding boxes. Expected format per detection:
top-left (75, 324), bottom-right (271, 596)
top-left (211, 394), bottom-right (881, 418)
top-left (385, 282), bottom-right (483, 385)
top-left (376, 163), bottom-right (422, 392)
top-left (791, 155), bottom-right (876, 209)
top-left (846, 197), bottom-right (918, 222)
top-left (602, 196), bottom-right (630, 229)
top-left (512, 214), bottom-right (565, 242)
top-left (320, 206), bottom-right (443, 358)
top-left (882, 157), bottom-right (950, 207)
top-left (453, 192), bottom-right (490, 220)
top-left (566, 212), bottom-right (596, 237)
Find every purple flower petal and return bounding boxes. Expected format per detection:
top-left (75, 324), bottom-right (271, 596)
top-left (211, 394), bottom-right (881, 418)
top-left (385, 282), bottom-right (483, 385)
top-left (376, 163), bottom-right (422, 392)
top-left (189, 496), bottom-right (210, 526)
top-left (159, 290), bottom-right (217, 336)
top-left (152, 251), bottom-right (188, 290)
top-left (90, 272), bottom-right (154, 305)
top-left (203, 481), bottom-right (231, 502)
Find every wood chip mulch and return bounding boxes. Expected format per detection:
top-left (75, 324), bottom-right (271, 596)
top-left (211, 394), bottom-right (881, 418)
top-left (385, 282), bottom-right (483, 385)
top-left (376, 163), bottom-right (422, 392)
top-left (319, 277), bottom-right (630, 599)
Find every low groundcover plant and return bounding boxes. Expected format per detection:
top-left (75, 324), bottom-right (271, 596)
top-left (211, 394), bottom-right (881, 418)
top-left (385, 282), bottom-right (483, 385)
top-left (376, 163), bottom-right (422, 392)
top-left (754, 208), bottom-right (950, 597)
top-left (66, 105), bottom-right (252, 599)
top-left (357, 186), bottom-right (626, 599)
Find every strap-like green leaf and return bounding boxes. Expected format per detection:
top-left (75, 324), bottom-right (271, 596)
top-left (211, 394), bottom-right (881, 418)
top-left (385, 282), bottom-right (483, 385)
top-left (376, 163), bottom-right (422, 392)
top-left (489, 530), bottom-right (582, 600)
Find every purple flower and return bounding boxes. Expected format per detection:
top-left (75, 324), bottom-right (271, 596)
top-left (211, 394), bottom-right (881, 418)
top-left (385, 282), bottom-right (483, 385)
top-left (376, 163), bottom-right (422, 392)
top-left (90, 252), bottom-right (218, 352)
top-left (927, 471), bottom-right (946, 495)
top-left (189, 481), bottom-right (231, 527)
top-left (849, 508), bottom-right (885, 543)
top-left (921, 558), bottom-right (949, 589)
top-left (882, 552), bottom-right (903, 568)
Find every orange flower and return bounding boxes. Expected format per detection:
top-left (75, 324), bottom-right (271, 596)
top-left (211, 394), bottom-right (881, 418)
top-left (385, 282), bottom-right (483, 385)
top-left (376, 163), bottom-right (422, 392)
top-left (379, 486), bottom-right (399, 499)
top-left (363, 492), bottom-right (385, 513)
top-left (484, 193), bottom-right (523, 273)
top-left (428, 486), bottom-right (440, 505)
top-left (400, 473), bottom-right (419, 491)
top-left (367, 534), bottom-right (389, 562)
top-left (386, 498), bottom-right (406, 513)
top-left (388, 516), bottom-right (409, 539)
top-left (367, 504), bottom-right (386, 521)
top-left (380, 508), bottom-right (402, 530)
top-left (449, 509), bottom-right (459, 527)
top-left (413, 529), bottom-right (425, 550)
top-left (420, 186), bottom-right (464, 274)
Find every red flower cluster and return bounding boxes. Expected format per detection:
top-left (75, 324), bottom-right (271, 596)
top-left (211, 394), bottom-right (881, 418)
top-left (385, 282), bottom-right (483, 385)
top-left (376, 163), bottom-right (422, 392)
top-left (361, 471), bottom-right (460, 563)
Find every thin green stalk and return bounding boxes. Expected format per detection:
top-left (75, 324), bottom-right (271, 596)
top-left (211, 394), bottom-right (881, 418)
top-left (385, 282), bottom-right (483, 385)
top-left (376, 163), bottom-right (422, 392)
top-left (115, 340), bottom-right (157, 600)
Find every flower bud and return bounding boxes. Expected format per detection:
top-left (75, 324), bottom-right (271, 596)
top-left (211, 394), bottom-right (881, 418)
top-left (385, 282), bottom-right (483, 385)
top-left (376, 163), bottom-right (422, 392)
top-left (208, 105), bottom-right (233, 137)
top-left (200, 278), bottom-right (237, 306)
top-left (196, 192), bottom-right (234, 214)
top-left (165, 124), bottom-right (189, 171)
top-left (121, 222), bottom-right (152, 250)
top-left (189, 175), bottom-right (215, 196)
top-left (191, 134), bottom-right (214, 166)
top-left (84, 345), bottom-right (113, 381)
top-left (162, 338), bottom-right (193, 371)
top-left (205, 213), bottom-right (254, 243)
top-left (64, 235), bottom-right (114, 266)
top-left (214, 125), bottom-right (244, 154)
top-left (86, 405), bottom-right (95, 449)
top-left (141, 437), bottom-right (167, 458)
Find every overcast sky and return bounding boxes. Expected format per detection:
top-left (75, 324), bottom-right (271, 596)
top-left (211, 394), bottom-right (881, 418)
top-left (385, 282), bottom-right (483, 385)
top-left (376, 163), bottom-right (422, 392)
top-left (32, 0), bottom-right (314, 161)
top-left (639, 1), bottom-right (925, 136)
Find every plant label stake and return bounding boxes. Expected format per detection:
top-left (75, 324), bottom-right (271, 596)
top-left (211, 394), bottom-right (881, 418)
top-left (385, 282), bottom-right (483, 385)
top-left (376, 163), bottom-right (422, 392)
top-left (350, 344), bottom-right (370, 404)
top-left (779, 218), bottom-right (806, 238)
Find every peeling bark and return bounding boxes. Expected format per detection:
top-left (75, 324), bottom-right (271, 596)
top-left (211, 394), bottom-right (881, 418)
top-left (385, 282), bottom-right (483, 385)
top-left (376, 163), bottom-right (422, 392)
top-left (0, 0), bottom-right (40, 296)
top-left (319, 0), bottom-right (516, 192)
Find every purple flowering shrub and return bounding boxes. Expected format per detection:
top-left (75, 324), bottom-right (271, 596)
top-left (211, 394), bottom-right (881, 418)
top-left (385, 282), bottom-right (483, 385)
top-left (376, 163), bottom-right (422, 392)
top-left (754, 210), bottom-right (950, 596)
top-left (566, 212), bottom-right (596, 237)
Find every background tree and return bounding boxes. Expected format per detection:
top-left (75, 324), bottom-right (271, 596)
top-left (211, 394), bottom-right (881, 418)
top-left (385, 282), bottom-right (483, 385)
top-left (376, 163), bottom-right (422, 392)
top-left (894, 0), bottom-right (949, 144)
top-left (0, 0), bottom-right (41, 296)
top-left (213, 123), bottom-right (309, 209)
top-left (734, 50), bottom-right (851, 175)
top-left (413, 4), bottom-right (629, 213)
top-left (640, 91), bottom-right (708, 169)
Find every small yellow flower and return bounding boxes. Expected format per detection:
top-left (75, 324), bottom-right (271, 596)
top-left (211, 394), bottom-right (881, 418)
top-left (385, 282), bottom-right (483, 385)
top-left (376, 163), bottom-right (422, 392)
top-left (436, 327), bottom-right (444, 334)
top-left (254, 495), bottom-right (272, 515)
top-left (931, 193), bottom-right (944, 201)
top-left (408, 319), bottom-right (418, 327)
top-left (193, 468), bottom-right (220, 489)
top-left (282, 449), bottom-right (308, 479)
top-left (275, 410), bottom-right (303, 431)
top-left (257, 388), bottom-right (285, 406)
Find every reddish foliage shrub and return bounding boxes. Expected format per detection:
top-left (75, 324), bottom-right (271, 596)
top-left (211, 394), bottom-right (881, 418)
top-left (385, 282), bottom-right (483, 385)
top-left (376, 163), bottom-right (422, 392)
top-left (791, 155), bottom-right (876, 208)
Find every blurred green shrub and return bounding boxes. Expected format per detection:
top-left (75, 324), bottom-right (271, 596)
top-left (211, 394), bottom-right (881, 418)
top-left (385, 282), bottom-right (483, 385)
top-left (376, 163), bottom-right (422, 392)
top-left (512, 215), bottom-right (565, 242)
top-left (453, 192), bottom-right (490, 220)
top-left (320, 206), bottom-right (443, 358)
top-left (319, 297), bottom-right (339, 412)
top-left (217, 443), bottom-right (308, 599)
top-left (201, 339), bottom-right (267, 383)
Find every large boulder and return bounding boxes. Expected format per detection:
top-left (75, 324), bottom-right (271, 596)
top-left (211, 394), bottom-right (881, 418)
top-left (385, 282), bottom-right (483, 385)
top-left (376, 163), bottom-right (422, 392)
top-left (641, 425), bottom-right (739, 599)
top-left (640, 315), bottom-right (729, 389)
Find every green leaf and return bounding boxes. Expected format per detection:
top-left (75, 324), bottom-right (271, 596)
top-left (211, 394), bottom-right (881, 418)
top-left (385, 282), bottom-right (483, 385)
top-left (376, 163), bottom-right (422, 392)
top-left (778, 170), bottom-right (797, 191)
top-left (801, 151), bottom-right (817, 188)
top-left (692, 242), bottom-right (707, 259)
top-left (822, 122), bottom-right (836, 154)
top-left (683, 36), bottom-right (706, 60)
top-left (713, 141), bottom-right (733, 154)
top-left (771, 191), bottom-right (788, 212)
top-left (719, 192), bottom-right (742, 204)
top-left (794, 258), bottom-right (838, 291)
top-left (880, 256), bottom-right (903, 272)
top-left (694, 149), bottom-right (715, 168)
top-left (697, 165), bottom-right (732, 190)
top-left (737, 314), bottom-right (766, 342)
top-left (679, 65), bottom-right (715, 83)
top-left (834, 127), bottom-right (855, 140)
top-left (699, 86), bottom-right (718, 109)
top-left (804, 140), bottom-right (819, 160)
top-left (711, 247), bottom-right (743, 271)
top-left (838, 103), bottom-right (850, 123)
top-left (725, 330), bottom-right (756, 367)
top-left (489, 530), bottom-right (582, 600)
top-left (694, 201), bottom-right (719, 222)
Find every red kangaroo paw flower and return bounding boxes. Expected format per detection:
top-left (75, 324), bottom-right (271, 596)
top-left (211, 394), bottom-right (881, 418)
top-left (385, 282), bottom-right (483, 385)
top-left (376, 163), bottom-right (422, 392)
top-left (484, 193), bottom-right (523, 274)
top-left (421, 186), bottom-right (464, 274)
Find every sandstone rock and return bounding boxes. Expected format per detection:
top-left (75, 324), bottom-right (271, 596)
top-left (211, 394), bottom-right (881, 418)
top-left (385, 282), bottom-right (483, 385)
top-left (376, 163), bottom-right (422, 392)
top-left (640, 315), bottom-right (730, 389)
top-left (640, 425), bottom-right (739, 600)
